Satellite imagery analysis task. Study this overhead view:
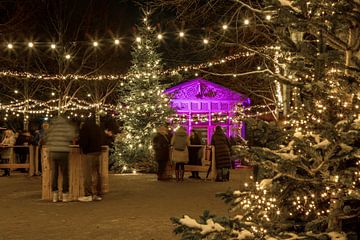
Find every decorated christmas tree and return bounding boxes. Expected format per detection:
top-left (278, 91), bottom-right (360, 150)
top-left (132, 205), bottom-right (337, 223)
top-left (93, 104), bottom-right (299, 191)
top-left (172, 0), bottom-right (360, 238)
top-left (113, 14), bottom-right (173, 171)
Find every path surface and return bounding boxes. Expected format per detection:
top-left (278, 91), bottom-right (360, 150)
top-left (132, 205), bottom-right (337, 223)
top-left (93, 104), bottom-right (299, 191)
top-left (0, 170), bottom-right (252, 240)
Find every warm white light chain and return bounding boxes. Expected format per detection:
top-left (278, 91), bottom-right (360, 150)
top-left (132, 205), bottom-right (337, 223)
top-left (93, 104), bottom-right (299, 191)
top-left (0, 51), bottom-right (257, 81)
top-left (0, 97), bottom-right (116, 115)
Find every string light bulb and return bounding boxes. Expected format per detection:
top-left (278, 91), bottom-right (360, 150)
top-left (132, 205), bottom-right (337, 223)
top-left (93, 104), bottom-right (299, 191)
top-left (266, 15), bottom-right (272, 21)
top-left (179, 31), bottom-right (185, 37)
top-left (114, 39), bottom-right (120, 45)
top-left (7, 43), bottom-right (13, 49)
top-left (203, 39), bottom-right (209, 44)
top-left (93, 41), bottom-right (99, 47)
top-left (157, 34), bottom-right (163, 40)
top-left (222, 24), bottom-right (228, 30)
top-left (244, 19), bottom-right (250, 25)
top-left (50, 44), bottom-right (56, 49)
top-left (28, 42), bottom-right (34, 48)
top-left (65, 54), bottom-right (71, 59)
top-left (135, 37), bottom-right (141, 42)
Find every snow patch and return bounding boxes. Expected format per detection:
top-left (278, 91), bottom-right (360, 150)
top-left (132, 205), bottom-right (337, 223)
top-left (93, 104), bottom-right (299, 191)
top-left (327, 232), bottom-right (347, 240)
top-left (233, 229), bottom-right (254, 240)
top-left (233, 190), bottom-right (241, 196)
top-left (294, 132), bottom-right (303, 139)
top-left (351, 118), bottom-right (360, 129)
top-left (278, 0), bottom-right (301, 12)
top-left (259, 178), bottom-right (273, 189)
top-left (179, 215), bottom-right (225, 235)
top-left (234, 215), bottom-right (244, 221)
top-left (310, 133), bottom-right (321, 144)
top-left (314, 139), bottom-right (331, 149)
top-left (265, 237), bottom-right (279, 240)
top-left (339, 143), bottom-right (353, 153)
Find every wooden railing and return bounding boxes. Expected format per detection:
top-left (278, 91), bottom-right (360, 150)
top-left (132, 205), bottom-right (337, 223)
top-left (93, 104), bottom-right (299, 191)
top-left (0, 145), bottom-right (38, 176)
top-left (172, 145), bottom-right (217, 181)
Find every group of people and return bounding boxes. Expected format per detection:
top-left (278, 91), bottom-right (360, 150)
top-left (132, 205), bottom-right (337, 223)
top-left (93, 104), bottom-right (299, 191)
top-left (45, 116), bottom-right (108, 203)
top-left (152, 125), bottom-right (232, 182)
top-left (0, 116), bottom-right (115, 203)
top-left (0, 129), bottom-right (41, 176)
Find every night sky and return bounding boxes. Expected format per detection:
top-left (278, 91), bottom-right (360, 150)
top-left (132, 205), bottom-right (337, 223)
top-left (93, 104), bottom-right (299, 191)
top-left (0, 0), bottom-right (141, 73)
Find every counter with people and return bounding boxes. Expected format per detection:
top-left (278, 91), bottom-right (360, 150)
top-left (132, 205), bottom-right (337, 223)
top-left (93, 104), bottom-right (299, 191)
top-left (41, 145), bottom-right (109, 201)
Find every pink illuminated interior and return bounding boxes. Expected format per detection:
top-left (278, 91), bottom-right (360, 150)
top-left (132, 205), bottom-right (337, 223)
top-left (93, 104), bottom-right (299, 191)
top-left (164, 78), bottom-right (250, 144)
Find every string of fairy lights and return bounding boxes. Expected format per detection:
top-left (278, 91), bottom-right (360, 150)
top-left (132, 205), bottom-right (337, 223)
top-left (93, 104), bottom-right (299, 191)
top-left (0, 14), bottom-right (269, 56)
top-left (0, 50), bottom-right (256, 81)
top-left (0, 96), bottom-right (116, 121)
top-left (0, 96), bottom-right (275, 121)
top-left (169, 104), bottom-right (276, 124)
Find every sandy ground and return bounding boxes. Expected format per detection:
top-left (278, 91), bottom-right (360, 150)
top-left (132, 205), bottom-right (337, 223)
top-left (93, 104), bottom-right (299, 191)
top-left (0, 170), bottom-right (252, 240)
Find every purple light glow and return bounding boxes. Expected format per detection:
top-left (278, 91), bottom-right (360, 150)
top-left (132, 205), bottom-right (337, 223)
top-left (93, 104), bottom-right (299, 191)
top-left (164, 78), bottom-right (250, 144)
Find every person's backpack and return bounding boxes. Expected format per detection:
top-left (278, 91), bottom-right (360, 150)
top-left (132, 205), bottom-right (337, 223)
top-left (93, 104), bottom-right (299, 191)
top-left (173, 133), bottom-right (187, 151)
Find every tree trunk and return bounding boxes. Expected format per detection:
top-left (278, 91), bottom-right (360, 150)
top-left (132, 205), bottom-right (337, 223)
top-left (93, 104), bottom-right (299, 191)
top-left (327, 194), bottom-right (343, 231)
top-left (95, 105), bottom-right (101, 125)
top-left (345, 25), bottom-right (359, 76)
top-left (23, 102), bottom-right (29, 131)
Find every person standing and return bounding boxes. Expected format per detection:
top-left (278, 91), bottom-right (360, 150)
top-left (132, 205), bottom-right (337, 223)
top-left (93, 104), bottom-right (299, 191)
top-left (0, 130), bottom-right (16, 176)
top-left (37, 122), bottom-right (49, 176)
top-left (152, 126), bottom-right (171, 181)
top-left (45, 116), bottom-right (77, 202)
top-left (188, 129), bottom-right (202, 179)
top-left (78, 118), bottom-right (104, 202)
top-left (171, 126), bottom-right (189, 182)
top-left (14, 131), bottom-right (32, 173)
top-left (211, 126), bottom-right (231, 182)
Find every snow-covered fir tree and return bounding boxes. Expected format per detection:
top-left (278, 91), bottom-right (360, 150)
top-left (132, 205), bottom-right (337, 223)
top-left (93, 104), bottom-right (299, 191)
top-left (172, 0), bottom-right (360, 239)
top-left (113, 15), bottom-right (172, 171)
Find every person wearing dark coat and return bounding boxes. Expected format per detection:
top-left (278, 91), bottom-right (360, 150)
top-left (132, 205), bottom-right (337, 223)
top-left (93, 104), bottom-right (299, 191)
top-left (211, 126), bottom-right (231, 181)
top-left (188, 129), bottom-right (202, 179)
top-left (14, 131), bottom-right (32, 173)
top-left (152, 126), bottom-right (171, 181)
top-left (78, 118), bottom-right (104, 202)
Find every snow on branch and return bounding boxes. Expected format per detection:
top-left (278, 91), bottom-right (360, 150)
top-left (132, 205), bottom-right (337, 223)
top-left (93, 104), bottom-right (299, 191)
top-left (313, 139), bottom-right (331, 150)
top-left (179, 215), bottom-right (225, 235)
top-left (233, 229), bottom-right (255, 239)
top-left (278, 0), bottom-right (301, 13)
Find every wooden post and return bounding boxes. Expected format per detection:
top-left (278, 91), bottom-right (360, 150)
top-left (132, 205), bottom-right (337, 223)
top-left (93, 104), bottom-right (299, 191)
top-left (211, 146), bottom-right (216, 181)
top-left (100, 146), bottom-right (109, 193)
top-left (41, 146), bottom-right (51, 200)
top-left (28, 146), bottom-right (34, 176)
top-left (34, 146), bottom-right (39, 175)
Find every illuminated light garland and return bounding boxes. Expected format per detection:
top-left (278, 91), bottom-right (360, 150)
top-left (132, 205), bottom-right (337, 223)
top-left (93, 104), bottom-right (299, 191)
top-left (168, 104), bottom-right (277, 124)
top-left (0, 51), bottom-right (257, 81)
top-left (0, 97), bottom-right (116, 115)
